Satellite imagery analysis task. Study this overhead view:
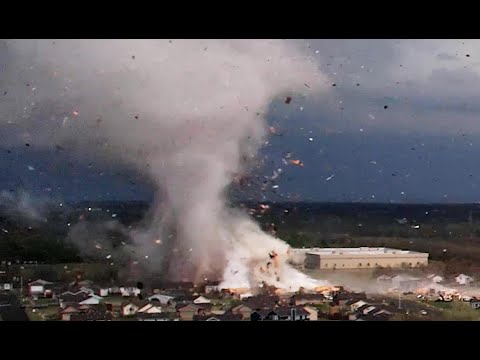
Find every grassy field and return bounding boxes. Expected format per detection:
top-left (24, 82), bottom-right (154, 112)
top-left (27, 305), bottom-right (60, 321)
top-left (429, 300), bottom-right (480, 321)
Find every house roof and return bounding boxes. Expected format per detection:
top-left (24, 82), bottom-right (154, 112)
top-left (275, 306), bottom-right (309, 317)
top-left (231, 304), bottom-right (252, 312)
top-left (193, 296), bottom-right (211, 304)
top-left (148, 294), bottom-right (174, 302)
top-left (60, 291), bottom-right (90, 303)
top-left (60, 306), bottom-right (81, 314)
top-left (251, 309), bottom-right (270, 319)
top-left (177, 303), bottom-right (202, 312)
top-left (70, 311), bottom-right (113, 321)
top-left (137, 312), bottom-right (173, 320)
top-left (193, 313), bottom-right (243, 321)
top-left (28, 279), bottom-right (53, 286)
top-left (244, 295), bottom-right (280, 310)
top-left (292, 293), bottom-right (326, 301)
top-left (336, 292), bottom-right (367, 301)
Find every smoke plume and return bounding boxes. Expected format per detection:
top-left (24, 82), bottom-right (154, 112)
top-left (0, 190), bottom-right (51, 222)
top-left (0, 39), bottom-right (329, 290)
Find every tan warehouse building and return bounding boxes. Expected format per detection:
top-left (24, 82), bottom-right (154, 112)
top-left (294, 247), bottom-right (429, 270)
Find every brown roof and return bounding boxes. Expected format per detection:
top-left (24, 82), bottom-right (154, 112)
top-left (177, 303), bottom-right (202, 312)
top-left (193, 313), bottom-right (243, 321)
top-left (60, 306), bottom-right (80, 314)
top-left (137, 312), bottom-right (175, 320)
top-left (70, 310), bottom-right (113, 321)
top-left (244, 295), bottom-right (280, 310)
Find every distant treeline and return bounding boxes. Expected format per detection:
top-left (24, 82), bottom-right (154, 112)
top-left (2, 201), bottom-right (480, 266)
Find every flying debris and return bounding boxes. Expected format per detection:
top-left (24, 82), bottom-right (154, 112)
top-left (290, 159), bottom-right (304, 167)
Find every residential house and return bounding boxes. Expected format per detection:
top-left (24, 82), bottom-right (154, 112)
top-left (244, 295), bottom-right (280, 311)
top-left (121, 301), bottom-right (140, 317)
top-left (334, 292), bottom-right (366, 307)
top-left (355, 311), bottom-right (391, 321)
top-left (98, 288), bottom-right (109, 297)
top-left (303, 306), bottom-right (318, 321)
top-left (177, 303), bottom-right (205, 321)
top-left (108, 286), bottom-right (121, 295)
top-left (456, 274), bottom-right (474, 286)
top-left (204, 281), bottom-right (220, 294)
top-left (70, 308), bottom-right (113, 321)
top-left (193, 296), bottom-right (211, 305)
top-left (137, 313), bottom-right (178, 321)
top-left (290, 293), bottom-right (326, 306)
top-left (59, 290), bottom-right (90, 309)
top-left (60, 306), bottom-right (81, 321)
top-left (28, 279), bottom-right (53, 297)
top-left (250, 307), bottom-right (310, 321)
top-left (0, 282), bottom-right (13, 291)
top-left (231, 304), bottom-right (253, 320)
top-left (349, 300), bottom-right (369, 312)
top-left (120, 287), bottom-right (141, 297)
top-left (79, 294), bottom-right (103, 306)
top-left (137, 303), bottom-right (162, 314)
top-left (147, 294), bottom-right (174, 305)
top-left (193, 313), bottom-right (243, 321)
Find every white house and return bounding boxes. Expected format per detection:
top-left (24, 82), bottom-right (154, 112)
top-left (120, 287), bottom-right (141, 297)
top-left (205, 283), bottom-right (220, 294)
top-left (121, 302), bottom-right (140, 317)
top-left (193, 296), bottom-right (211, 305)
top-left (28, 279), bottom-right (53, 295)
top-left (148, 294), bottom-right (174, 305)
top-left (456, 274), bottom-right (474, 286)
top-left (350, 300), bottom-right (368, 312)
top-left (137, 303), bottom-right (162, 314)
top-left (99, 288), bottom-right (109, 297)
top-left (1, 282), bottom-right (12, 291)
top-left (239, 293), bottom-right (253, 300)
top-left (79, 294), bottom-right (103, 305)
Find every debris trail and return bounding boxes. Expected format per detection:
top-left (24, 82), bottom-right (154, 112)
top-left (1, 39), bottom-right (330, 290)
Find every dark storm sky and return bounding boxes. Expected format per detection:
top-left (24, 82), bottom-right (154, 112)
top-left (2, 39), bottom-right (480, 203)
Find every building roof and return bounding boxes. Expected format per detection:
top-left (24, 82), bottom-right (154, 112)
top-left (148, 294), bottom-right (174, 302)
top-left (231, 304), bottom-right (252, 312)
top-left (336, 292), bottom-right (367, 302)
top-left (137, 312), bottom-right (174, 320)
top-left (193, 313), bottom-right (243, 321)
top-left (28, 279), bottom-right (53, 286)
top-left (275, 306), bottom-right (309, 317)
top-left (60, 306), bottom-right (81, 314)
top-left (60, 291), bottom-right (90, 303)
top-left (177, 303), bottom-right (202, 312)
top-left (291, 293), bottom-right (326, 301)
top-left (305, 247), bottom-right (428, 257)
top-left (244, 295), bottom-right (280, 310)
top-left (70, 311), bottom-right (113, 321)
top-left (251, 309), bottom-right (270, 319)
